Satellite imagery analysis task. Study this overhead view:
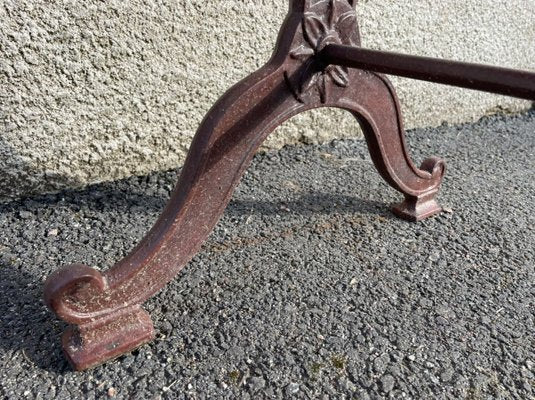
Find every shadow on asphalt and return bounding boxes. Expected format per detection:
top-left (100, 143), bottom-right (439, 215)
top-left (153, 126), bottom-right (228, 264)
top-left (227, 193), bottom-right (396, 219)
top-left (2, 179), bottom-right (395, 222)
top-left (0, 259), bottom-right (70, 374)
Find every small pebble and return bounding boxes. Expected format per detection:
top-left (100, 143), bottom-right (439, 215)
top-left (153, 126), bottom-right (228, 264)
top-left (441, 369), bottom-right (454, 382)
top-left (248, 377), bottom-right (266, 392)
top-left (47, 228), bottom-right (59, 237)
top-left (19, 211), bottom-right (32, 219)
top-left (380, 374), bottom-right (395, 393)
top-left (286, 383), bottom-right (300, 395)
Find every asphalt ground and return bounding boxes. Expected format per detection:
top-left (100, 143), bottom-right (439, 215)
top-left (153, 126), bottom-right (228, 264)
top-left (0, 110), bottom-right (534, 399)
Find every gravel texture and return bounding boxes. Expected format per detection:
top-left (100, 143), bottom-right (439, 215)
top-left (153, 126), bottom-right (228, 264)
top-left (1, 111), bottom-right (534, 399)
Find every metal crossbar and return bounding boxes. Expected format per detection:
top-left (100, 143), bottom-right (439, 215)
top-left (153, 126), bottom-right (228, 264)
top-left (321, 44), bottom-right (535, 101)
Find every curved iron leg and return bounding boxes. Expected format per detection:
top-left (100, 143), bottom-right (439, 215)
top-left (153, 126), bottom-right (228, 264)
top-left (41, 1), bottom-right (312, 371)
top-left (336, 70), bottom-right (445, 221)
top-left (43, 65), bottom-right (309, 370)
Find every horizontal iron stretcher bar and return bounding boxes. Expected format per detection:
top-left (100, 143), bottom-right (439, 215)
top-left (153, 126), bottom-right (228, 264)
top-left (320, 44), bottom-right (535, 101)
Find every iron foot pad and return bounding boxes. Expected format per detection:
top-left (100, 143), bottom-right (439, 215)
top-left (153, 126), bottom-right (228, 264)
top-left (62, 307), bottom-right (155, 371)
top-left (392, 192), bottom-right (442, 222)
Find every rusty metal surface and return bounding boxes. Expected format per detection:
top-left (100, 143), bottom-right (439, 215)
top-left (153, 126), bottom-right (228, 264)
top-left (320, 44), bottom-right (535, 101)
top-left (43, 0), bottom-right (531, 370)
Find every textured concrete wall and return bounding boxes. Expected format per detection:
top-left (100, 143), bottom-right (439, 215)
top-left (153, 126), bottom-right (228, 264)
top-left (1, 1), bottom-right (533, 200)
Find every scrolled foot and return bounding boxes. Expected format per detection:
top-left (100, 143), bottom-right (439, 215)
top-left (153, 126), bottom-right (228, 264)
top-left (419, 156), bottom-right (446, 184)
top-left (391, 156), bottom-right (446, 221)
top-left (44, 264), bottom-right (156, 370)
top-left (43, 263), bottom-right (108, 324)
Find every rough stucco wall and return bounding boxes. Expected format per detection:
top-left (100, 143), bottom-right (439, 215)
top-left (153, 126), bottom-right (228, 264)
top-left (1, 1), bottom-right (533, 200)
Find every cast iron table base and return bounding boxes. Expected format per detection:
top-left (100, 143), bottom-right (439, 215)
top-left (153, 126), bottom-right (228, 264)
top-left (43, 0), bottom-right (535, 370)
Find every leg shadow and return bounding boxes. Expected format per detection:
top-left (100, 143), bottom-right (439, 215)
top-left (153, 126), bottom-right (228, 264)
top-left (0, 258), bottom-right (70, 373)
top-left (226, 191), bottom-right (396, 219)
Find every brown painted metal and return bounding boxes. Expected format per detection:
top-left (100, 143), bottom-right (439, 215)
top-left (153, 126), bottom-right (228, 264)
top-left (321, 44), bottom-right (535, 101)
top-left (43, 0), bottom-right (531, 370)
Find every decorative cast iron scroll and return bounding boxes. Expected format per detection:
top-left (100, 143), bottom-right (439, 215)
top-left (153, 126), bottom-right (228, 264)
top-left (44, 0), bottom-right (535, 370)
top-left (285, 0), bottom-right (357, 102)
